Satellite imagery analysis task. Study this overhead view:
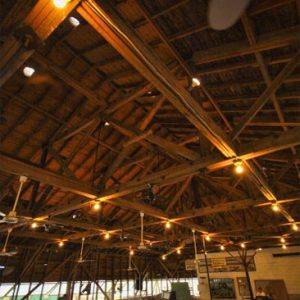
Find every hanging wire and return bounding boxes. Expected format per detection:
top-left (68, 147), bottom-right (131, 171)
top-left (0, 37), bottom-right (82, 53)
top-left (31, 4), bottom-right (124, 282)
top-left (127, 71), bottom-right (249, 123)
top-left (93, 122), bottom-right (103, 185)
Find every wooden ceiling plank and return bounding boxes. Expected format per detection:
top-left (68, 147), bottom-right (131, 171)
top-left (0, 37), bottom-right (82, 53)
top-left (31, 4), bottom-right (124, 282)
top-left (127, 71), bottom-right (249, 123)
top-left (0, 0), bottom-right (80, 87)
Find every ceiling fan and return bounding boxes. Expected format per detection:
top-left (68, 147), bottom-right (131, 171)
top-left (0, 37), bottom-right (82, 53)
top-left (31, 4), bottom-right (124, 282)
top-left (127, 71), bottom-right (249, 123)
top-left (75, 237), bottom-right (94, 264)
top-left (0, 176), bottom-right (28, 224)
top-left (137, 212), bottom-right (147, 250)
top-left (0, 228), bottom-right (18, 257)
top-left (208, 0), bottom-right (251, 30)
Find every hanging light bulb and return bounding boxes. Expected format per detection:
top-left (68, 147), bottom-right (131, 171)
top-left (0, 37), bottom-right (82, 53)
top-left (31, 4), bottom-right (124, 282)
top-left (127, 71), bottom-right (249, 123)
top-left (165, 221), bottom-right (171, 229)
top-left (234, 159), bottom-right (244, 174)
top-left (93, 201), bottom-right (101, 211)
top-left (104, 121), bottom-right (110, 127)
top-left (162, 255), bottom-right (166, 260)
top-left (240, 242), bottom-right (246, 249)
top-left (282, 244), bottom-right (287, 250)
top-left (280, 237), bottom-right (285, 243)
top-left (271, 203), bottom-right (280, 212)
top-left (58, 241), bottom-right (64, 247)
top-left (292, 223), bottom-right (298, 231)
top-left (53, 0), bottom-right (68, 8)
top-left (104, 232), bottom-right (110, 240)
top-left (220, 245), bottom-right (225, 251)
top-left (130, 249), bottom-right (134, 256)
top-left (205, 234), bottom-right (211, 241)
top-left (31, 222), bottom-right (38, 229)
top-left (176, 248), bottom-right (182, 255)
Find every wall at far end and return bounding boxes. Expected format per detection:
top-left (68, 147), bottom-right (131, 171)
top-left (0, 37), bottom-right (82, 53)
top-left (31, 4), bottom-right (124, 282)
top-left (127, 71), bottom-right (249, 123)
top-left (196, 246), bottom-right (300, 300)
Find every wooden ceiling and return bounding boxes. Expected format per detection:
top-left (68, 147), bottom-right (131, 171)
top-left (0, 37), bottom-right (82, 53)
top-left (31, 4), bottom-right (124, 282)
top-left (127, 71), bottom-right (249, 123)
top-left (0, 0), bottom-right (300, 279)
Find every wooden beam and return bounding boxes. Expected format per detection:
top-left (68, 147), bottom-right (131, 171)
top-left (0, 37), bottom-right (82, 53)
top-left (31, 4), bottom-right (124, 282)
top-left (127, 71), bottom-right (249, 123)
top-left (192, 26), bottom-right (300, 65)
top-left (1, 128), bottom-right (299, 220)
top-left (231, 48), bottom-right (300, 139)
top-left (0, 0), bottom-right (80, 86)
top-left (166, 176), bottom-right (192, 211)
top-left (77, 0), bottom-right (236, 158)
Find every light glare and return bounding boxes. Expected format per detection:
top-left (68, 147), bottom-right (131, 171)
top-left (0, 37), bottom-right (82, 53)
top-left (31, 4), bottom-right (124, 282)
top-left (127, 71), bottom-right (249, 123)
top-left (53, 0), bottom-right (68, 8)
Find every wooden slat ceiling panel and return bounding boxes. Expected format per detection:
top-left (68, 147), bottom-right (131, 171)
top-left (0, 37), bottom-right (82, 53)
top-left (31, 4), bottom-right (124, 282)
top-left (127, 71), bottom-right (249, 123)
top-left (0, 0), bottom-right (299, 274)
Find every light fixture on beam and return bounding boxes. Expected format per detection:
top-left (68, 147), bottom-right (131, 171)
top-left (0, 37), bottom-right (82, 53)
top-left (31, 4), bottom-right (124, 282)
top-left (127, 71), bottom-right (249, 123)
top-left (162, 255), bottom-right (166, 260)
top-left (282, 244), bottom-right (287, 250)
top-left (280, 237), bottom-right (285, 243)
top-left (31, 222), bottom-right (38, 229)
top-left (271, 203), bottom-right (280, 212)
top-left (205, 234), bottom-right (211, 241)
top-left (104, 232), bottom-right (110, 240)
top-left (176, 248), bottom-right (182, 255)
top-left (23, 66), bottom-right (35, 77)
top-left (92, 201), bottom-right (101, 211)
top-left (220, 245), bottom-right (225, 251)
top-left (191, 77), bottom-right (201, 88)
top-left (69, 16), bottom-right (80, 27)
top-left (58, 241), bottom-right (64, 247)
top-left (53, 0), bottom-right (69, 8)
top-left (165, 221), bottom-right (171, 229)
top-left (240, 242), bottom-right (246, 249)
top-left (233, 159), bottom-right (244, 174)
top-left (129, 249), bottom-right (134, 256)
top-left (292, 223), bottom-right (298, 231)
top-left (104, 121), bottom-right (110, 127)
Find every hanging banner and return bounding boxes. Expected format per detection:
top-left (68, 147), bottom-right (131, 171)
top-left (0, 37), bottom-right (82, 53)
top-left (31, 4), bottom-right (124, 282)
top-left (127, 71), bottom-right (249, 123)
top-left (185, 256), bottom-right (256, 272)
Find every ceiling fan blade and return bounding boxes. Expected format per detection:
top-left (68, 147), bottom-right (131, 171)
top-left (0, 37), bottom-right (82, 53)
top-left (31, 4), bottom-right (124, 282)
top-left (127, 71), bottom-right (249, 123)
top-left (208, 0), bottom-right (251, 30)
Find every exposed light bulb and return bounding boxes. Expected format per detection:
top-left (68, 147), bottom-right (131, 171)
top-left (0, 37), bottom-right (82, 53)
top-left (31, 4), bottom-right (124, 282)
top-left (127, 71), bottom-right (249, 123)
top-left (104, 232), bottom-right (110, 240)
top-left (104, 121), bottom-right (110, 127)
top-left (292, 223), bottom-right (298, 231)
top-left (220, 245), bottom-right (225, 251)
top-left (162, 255), bottom-right (166, 260)
top-left (53, 0), bottom-right (68, 8)
top-left (234, 160), bottom-right (244, 174)
top-left (31, 222), bottom-right (38, 229)
top-left (271, 203), bottom-right (280, 212)
top-left (282, 244), bottom-right (287, 250)
top-left (257, 248), bottom-right (262, 251)
top-left (176, 248), bottom-right (181, 255)
top-left (93, 201), bottom-right (101, 211)
top-left (205, 235), bottom-right (211, 241)
top-left (23, 66), bottom-right (35, 77)
top-left (240, 242), bottom-right (246, 249)
top-left (69, 16), bottom-right (80, 27)
top-left (280, 237), bottom-right (285, 243)
top-left (58, 241), bottom-right (64, 247)
top-left (191, 77), bottom-right (201, 87)
top-left (130, 249), bottom-right (134, 256)
top-left (165, 221), bottom-right (171, 229)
